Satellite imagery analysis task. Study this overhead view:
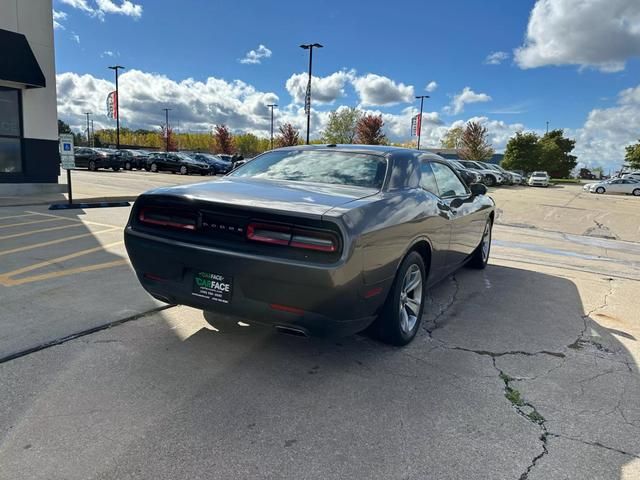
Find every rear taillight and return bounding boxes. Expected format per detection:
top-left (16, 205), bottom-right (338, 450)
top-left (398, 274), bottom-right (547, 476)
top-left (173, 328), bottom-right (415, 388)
top-left (246, 222), bottom-right (338, 253)
top-left (138, 207), bottom-right (197, 231)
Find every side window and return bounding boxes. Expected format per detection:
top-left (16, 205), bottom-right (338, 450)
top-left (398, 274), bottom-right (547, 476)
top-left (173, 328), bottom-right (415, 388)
top-left (419, 161), bottom-right (438, 195)
top-left (431, 162), bottom-right (469, 198)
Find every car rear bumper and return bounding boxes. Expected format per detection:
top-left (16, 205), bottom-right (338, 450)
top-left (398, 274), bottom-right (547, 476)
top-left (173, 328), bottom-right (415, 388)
top-left (124, 228), bottom-right (386, 337)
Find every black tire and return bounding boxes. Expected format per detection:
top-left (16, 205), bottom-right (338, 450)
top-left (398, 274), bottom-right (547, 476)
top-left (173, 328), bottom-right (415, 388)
top-left (124, 161), bottom-right (132, 170)
top-left (88, 160), bottom-right (96, 171)
top-left (150, 163), bottom-right (158, 173)
top-left (485, 175), bottom-right (496, 187)
top-left (596, 187), bottom-right (605, 194)
top-left (372, 251), bottom-right (426, 346)
top-left (180, 165), bottom-right (188, 175)
top-left (633, 188), bottom-right (640, 196)
top-left (112, 166), bottom-right (120, 172)
top-left (467, 219), bottom-right (492, 269)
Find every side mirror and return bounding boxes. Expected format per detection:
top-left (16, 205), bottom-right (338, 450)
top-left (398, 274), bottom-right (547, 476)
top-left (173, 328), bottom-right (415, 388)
top-left (469, 183), bottom-right (487, 196)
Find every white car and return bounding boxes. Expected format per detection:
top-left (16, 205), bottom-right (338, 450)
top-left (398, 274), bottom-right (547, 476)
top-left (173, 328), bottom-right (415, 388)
top-left (622, 172), bottom-right (640, 181)
top-left (528, 171), bottom-right (550, 187)
top-left (589, 178), bottom-right (640, 196)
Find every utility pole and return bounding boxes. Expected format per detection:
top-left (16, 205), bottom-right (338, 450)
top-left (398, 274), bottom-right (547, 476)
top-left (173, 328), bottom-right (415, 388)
top-left (300, 43), bottom-right (323, 144)
top-left (267, 104), bottom-right (278, 150)
top-left (84, 112), bottom-right (92, 146)
top-left (546, 121), bottom-right (549, 134)
top-left (415, 95), bottom-right (429, 150)
top-left (108, 65), bottom-right (125, 149)
top-left (90, 119), bottom-right (94, 147)
top-left (162, 108), bottom-right (171, 152)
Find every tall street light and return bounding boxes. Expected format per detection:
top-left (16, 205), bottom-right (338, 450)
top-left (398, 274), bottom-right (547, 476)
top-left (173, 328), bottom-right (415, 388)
top-left (267, 104), bottom-right (278, 150)
top-left (300, 43), bottom-right (323, 145)
top-left (162, 108), bottom-right (172, 152)
top-left (84, 112), bottom-right (92, 146)
top-left (415, 95), bottom-right (429, 150)
top-left (108, 65), bottom-right (125, 149)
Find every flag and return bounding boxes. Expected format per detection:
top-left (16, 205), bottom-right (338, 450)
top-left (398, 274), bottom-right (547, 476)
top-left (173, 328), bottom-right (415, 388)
top-left (304, 80), bottom-right (311, 115)
top-left (411, 114), bottom-right (422, 137)
top-left (106, 91), bottom-right (118, 119)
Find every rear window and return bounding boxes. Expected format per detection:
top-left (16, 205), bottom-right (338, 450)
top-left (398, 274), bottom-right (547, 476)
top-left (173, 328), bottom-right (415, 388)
top-left (230, 149), bottom-right (387, 189)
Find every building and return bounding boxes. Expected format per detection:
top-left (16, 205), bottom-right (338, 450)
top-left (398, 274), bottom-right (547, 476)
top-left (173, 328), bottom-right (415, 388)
top-left (0, 0), bottom-right (59, 192)
top-left (422, 148), bottom-right (504, 165)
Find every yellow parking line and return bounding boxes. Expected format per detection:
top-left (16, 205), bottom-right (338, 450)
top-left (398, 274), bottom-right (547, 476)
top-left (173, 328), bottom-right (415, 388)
top-left (1, 259), bottom-right (128, 286)
top-left (0, 213), bottom-right (39, 221)
top-left (24, 210), bottom-right (124, 229)
top-left (0, 228), bottom-right (119, 257)
top-left (0, 223), bottom-right (85, 241)
top-left (0, 217), bottom-right (69, 229)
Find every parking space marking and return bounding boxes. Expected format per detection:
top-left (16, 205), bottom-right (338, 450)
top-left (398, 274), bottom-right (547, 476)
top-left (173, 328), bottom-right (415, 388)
top-left (0, 259), bottom-right (128, 286)
top-left (0, 217), bottom-right (70, 229)
top-left (0, 213), bottom-right (40, 221)
top-left (0, 228), bottom-right (118, 257)
top-left (0, 223), bottom-right (85, 241)
top-left (24, 210), bottom-right (124, 229)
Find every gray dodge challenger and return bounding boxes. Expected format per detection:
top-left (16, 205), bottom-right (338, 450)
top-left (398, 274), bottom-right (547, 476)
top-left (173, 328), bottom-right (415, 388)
top-left (124, 145), bottom-right (495, 345)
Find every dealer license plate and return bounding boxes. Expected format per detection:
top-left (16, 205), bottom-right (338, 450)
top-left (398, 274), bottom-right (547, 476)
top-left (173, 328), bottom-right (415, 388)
top-left (192, 271), bottom-right (233, 304)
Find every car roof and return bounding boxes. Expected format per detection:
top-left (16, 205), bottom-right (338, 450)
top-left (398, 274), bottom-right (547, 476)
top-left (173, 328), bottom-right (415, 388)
top-left (274, 144), bottom-right (421, 156)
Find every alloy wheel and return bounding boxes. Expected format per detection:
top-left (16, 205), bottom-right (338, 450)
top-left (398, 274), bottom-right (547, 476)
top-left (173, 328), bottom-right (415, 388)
top-left (398, 264), bottom-right (422, 335)
top-left (633, 189), bottom-right (640, 196)
top-left (481, 222), bottom-right (492, 262)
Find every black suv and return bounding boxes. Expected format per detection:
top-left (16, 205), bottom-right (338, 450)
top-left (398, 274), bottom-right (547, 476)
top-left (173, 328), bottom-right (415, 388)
top-left (74, 148), bottom-right (122, 171)
top-left (147, 152), bottom-right (211, 175)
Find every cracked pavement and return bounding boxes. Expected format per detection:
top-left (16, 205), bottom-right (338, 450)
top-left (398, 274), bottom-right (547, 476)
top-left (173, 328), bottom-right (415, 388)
top-left (1, 184), bottom-right (639, 479)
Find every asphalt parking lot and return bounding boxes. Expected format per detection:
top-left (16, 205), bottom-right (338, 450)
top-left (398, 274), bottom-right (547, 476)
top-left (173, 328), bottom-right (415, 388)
top-left (1, 178), bottom-right (639, 479)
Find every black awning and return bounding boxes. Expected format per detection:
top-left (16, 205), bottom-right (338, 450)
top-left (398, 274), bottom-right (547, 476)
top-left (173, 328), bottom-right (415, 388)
top-left (0, 29), bottom-right (46, 88)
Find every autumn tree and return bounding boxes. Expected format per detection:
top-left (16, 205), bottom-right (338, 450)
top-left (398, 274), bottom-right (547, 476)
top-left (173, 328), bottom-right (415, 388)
top-left (322, 107), bottom-right (362, 144)
top-left (159, 125), bottom-right (178, 151)
top-left (355, 114), bottom-right (387, 145)
top-left (440, 126), bottom-right (464, 149)
top-left (212, 124), bottom-right (235, 154)
top-left (276, 123), bottom-right (301, 147)
top-left (624, 140), bottom-right (640, 170)
top-left (458, 121), bottom-right (494, 161)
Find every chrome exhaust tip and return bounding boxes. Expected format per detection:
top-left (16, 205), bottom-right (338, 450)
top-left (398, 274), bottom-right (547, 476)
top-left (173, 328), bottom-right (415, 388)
top-left (275, 325), bottom-right (309, 338)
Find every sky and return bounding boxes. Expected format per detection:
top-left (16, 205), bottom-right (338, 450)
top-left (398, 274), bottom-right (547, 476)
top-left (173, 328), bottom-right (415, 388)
top-left (52, 0), bottom-right (640, 170)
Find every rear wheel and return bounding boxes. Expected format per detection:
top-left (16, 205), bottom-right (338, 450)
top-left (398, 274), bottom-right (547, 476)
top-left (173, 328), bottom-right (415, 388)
top-left (467, 219), bottom-right (492, 269)
top-left (112, 166), bottom-right (120, 172)
top-left (88, 160), bottom-right (96, 171)
top-left (124, 161), bottom-right (132, 170)
top-left (150, 163), bottom-right (158, 173)
top-left (485, 175), bottom-right (496, 187)
top-left (372, 251), bottom-right (426, 346)
top-left (180, 165), bottom-right (188, 175)
top-left (633, 188), bottom-right (640, 196)
top-left (596, 187), bottom-right (605, 194)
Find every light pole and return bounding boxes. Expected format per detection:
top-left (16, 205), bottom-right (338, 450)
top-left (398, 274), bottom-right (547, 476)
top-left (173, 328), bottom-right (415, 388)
top-left (108, 65), bottom-right (125, 149)
top-left (162, 108), bottom-right (171, 152)
top-left (546, 121), bottom-right (549, 134)
top-left (300, 43), bottom-right (323, 144)
top-left (415, 95), bottom-right (429, 150)
top-left (90, 119), bottom-right (94, 147)
top-left (84, 112), bottom-right (92, 146)
top-left (267, 104), bottom-right (278, 149)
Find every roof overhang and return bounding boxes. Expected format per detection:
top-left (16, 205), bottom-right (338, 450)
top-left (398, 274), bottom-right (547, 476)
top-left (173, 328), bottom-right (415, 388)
top-left (0, 29), bottom-right (46, 88)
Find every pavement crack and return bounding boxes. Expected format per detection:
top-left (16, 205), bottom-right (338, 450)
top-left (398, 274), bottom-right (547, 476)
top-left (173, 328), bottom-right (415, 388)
top-left (424, 275), bottom-right (459, 336)
top-left (546, 433), bottom-right (640, 459)
top-left (450, 346), bottom-right (565, 359)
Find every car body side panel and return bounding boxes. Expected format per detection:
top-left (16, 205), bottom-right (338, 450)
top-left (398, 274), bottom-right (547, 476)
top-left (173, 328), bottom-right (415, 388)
top-left (446, 195), bottom-right (494, 266)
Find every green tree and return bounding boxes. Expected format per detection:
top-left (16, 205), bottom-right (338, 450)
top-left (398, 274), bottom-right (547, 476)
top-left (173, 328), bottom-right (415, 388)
top-left (502, 131), bottom-right (541, 172)
top-left (539, 129), bottom-right (577, 178)
top-left (276, 123), bottom-right (301, 147)
top-left (321, 107), bottom-right (362, 144)
top-left (458, 121), bottom-right (494, 161)
top-left (212, 124), bottom-right (235, 154)
top-left (57, 119), bottom-right (72, 134)
top-left (355, 114), bottom-right (386, 145)
top-left (235, 133), bottom-right (270, 156)
top-left (440, 126), bottom-right (464, 149)
top-left (624, 140), bottom-right (640, 170)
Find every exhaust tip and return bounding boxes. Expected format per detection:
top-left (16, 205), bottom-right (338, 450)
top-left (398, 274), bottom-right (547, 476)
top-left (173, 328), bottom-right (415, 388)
top-left (275, 325), bottom-right (309, 338)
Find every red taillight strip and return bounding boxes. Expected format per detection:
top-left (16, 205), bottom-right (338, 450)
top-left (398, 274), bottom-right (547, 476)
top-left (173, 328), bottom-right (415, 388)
top-left (139, 208), bottom-right (196, 231)
top-left (290, 230), bottom-right (337, 252)
top-left (270, 303), bottom-right (304, 315)
top-left (246, 223), bottom-right (291, 245)
top-left (246, 222), bottom-right (339, 253)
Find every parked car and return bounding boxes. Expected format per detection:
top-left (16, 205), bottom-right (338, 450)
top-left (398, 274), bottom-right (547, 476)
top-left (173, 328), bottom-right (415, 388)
top-left (125, 145), bottom-right (495, 346)
top-left (73, 147), bottom-right (122, 171)
top-left (147, 152), bottom-right (211, 175)
top-left (481, 163), bottom-right (523, 185)
top-left (622, 172), bottom-right (640, 181)
top-left (458, 160), bottom-right (505, 186)
top-left (117, 149), bottom-right (151, 170)
top-left (444, 159), bottom-right (483, 185)
top-left (588, 178), bottom-right (640, 196)
top-left (190, 153), bottom-right (233, 174)
top-left (528, 171), bottom-right (550, 187)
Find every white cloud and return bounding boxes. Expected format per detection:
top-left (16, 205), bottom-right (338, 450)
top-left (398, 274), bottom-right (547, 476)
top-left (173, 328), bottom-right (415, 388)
top-left (285, 70), bottom-right (353, 104)
top-left (515, 0), bottom-right (640, 72)
top-left (239, 45), bottom-right (272, 65)
top-left (52, 10), bottom-right (67, 29)
top-left (102, 50), bottom-right (115, 57)
top-left (425, 81), bottom-right (438, 93)
top-left (484, 51), bottom-right (509, 65)
top-left (443, 87), bottom-right (492, 115)
top-left (71, 33), bottom-right (80, 43)
top-left (352, 74), bottom-right (414, 106)
top-left (59, 0), bottom-right (143, 20)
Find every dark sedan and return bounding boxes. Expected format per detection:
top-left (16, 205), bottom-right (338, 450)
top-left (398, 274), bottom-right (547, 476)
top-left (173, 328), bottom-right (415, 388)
top-left (117, 149), bottom-right (151, 170)
top-left (74, 147), bottom-right (122, 171)
top-left (147, 152), bottom-right (211, 175)
top-left (190, 153), bottom-right (233, 174)
top-left (125, 145), bottom-right (494, 346)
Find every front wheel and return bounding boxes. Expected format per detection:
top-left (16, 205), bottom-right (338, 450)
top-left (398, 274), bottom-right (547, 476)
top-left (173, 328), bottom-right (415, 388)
top-left (372, 251), bottom-right (426, 346)
top-left (124, 161), bottom-right (132, 170)
top-left (180, 165), bottom-right (188, 175)
top-left (633, 188), bottom-right (640, 196)
top-left (467, 219), bottom-right (492, 269)
top-left (112, 166), bottom-right (120, 172)
top-left (485, 175), bottom-right (496, 187)
top-left (150, 163), bottom-right (158, 173)
top-left (88, 160), bottom-right (96, 171)
top-left (596, 187), bottom-right (605, 194)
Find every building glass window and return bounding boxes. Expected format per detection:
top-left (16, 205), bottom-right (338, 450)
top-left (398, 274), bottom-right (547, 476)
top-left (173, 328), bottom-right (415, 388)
top-left (0, 87), bottom-right (22, 173)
